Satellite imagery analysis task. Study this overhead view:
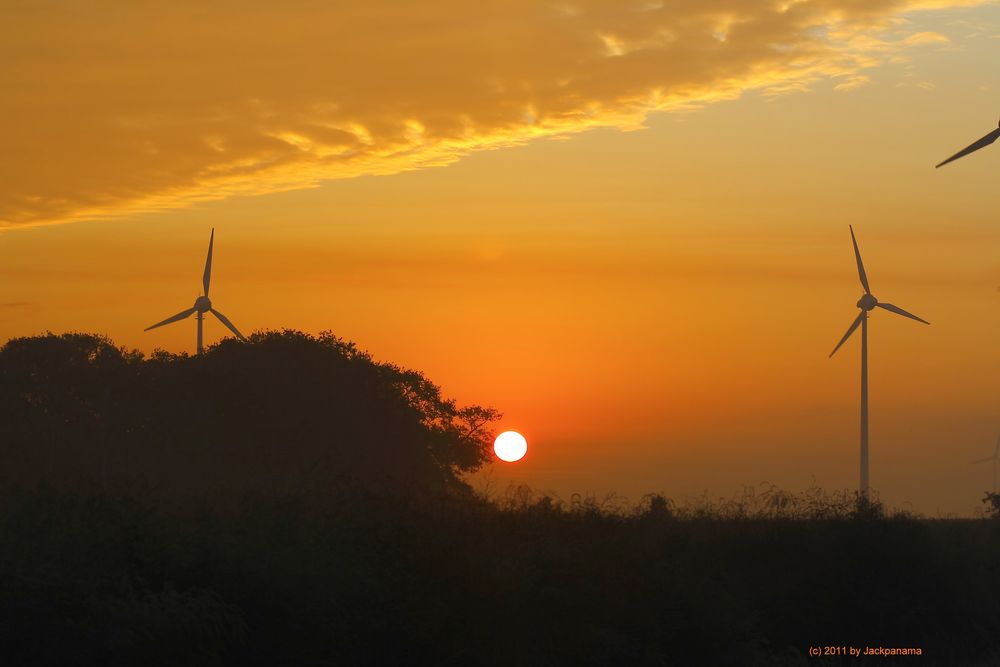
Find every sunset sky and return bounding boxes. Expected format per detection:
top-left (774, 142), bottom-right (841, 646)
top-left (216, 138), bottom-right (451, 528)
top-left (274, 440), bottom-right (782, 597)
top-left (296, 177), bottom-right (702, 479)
top-left (1, 0), bottom-right (998, 514)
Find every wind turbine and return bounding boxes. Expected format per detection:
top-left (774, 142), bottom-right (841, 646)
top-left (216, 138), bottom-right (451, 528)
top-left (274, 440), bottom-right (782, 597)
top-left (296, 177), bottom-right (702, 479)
top-left (972, 435), bottom-right (1000, 494)
top-left (829, 226), bottom-right (929, 497)
top-left (145, 228), bottom-right (245, 354)
top-left (935, 117), bottom-right (1000, 168)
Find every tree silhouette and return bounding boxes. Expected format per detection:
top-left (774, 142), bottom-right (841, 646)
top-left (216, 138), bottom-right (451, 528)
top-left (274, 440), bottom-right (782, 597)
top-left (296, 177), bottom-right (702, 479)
top-left (0, 330), bottom-right (500, 502)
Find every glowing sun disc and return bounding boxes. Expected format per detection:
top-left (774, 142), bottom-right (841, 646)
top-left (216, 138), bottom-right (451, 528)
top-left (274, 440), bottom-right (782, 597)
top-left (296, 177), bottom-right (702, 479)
top-left (494, 431), bottom-right (527, 462)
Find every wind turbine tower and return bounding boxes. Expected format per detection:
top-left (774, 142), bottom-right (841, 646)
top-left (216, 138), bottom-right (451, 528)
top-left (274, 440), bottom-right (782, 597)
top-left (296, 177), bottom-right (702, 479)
top-left (829, 226), bottom-right (929, 497)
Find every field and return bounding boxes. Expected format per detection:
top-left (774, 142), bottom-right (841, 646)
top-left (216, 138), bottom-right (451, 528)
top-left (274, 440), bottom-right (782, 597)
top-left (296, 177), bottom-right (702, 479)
top-left (3, 484), bottom-right (1000, 666)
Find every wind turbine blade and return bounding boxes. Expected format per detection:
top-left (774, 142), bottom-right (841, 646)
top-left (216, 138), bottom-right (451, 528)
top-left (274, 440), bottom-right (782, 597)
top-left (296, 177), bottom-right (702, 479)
top-left (144, 307), bottom-right (196, 331)
top-left (210, 308), bottom-right (245, 339)
top-left (994, 434), bottom-right (1000, 459)
top-left (829, 312), bottom-right (864, 358)
top-left (203, 228), bottom-right (215, 297)
top-left (972, 457), bottom-right (994, 464)
top-left (849, 225), bottom-right (871, 294)
top-left (875, 302), bottom-right (929, 325)
top-left (935, 128), bottom-right (1000, 168)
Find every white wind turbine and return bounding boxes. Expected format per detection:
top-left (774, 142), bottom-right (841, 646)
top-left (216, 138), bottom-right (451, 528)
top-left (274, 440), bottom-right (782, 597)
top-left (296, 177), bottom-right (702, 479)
top-left (145, 228), bottom-right (245, 354)
top-left (829, 226), bottom-right (929, 498)
top-left (972, 435), bottom-right (1000, 494)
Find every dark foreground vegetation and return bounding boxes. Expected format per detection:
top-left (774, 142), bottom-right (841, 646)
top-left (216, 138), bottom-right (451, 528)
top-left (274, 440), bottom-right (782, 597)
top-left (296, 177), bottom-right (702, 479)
top-left (1, 333), bottom-right (999, 666)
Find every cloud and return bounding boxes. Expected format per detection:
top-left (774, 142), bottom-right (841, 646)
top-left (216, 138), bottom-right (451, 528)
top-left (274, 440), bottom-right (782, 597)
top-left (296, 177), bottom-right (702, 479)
top-left (0, 0), bottom-right (990, 227)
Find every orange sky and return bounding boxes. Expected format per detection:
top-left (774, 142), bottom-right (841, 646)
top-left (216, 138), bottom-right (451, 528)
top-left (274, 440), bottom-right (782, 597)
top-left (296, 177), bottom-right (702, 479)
top-left (1, 0), bottom-right (998, 514)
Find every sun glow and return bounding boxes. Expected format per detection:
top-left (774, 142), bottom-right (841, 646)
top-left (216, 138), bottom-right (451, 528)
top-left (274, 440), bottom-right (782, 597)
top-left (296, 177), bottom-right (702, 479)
top-left (494, 431), bottom-right (528, 462)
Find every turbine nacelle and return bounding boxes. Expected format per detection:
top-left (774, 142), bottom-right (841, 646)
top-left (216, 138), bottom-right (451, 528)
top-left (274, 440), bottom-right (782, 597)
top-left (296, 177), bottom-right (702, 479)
top-left (856, 293), bottom-right (878, 311)
top-left (194, 295), bottom-right (212, 313)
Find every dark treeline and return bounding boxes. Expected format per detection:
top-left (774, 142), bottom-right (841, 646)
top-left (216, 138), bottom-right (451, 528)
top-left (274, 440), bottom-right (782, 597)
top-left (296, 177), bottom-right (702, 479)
top-left (1, 333), bottom-right (1000, 666)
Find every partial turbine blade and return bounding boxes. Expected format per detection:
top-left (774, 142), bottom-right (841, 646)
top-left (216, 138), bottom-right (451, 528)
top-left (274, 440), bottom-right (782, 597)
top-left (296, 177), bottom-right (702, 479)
top-left (203, 228), bottom-right (215, 297)
top-left (829, 312), bottom-right (864, 358)
top-left (849, 225), bottom-right (871, 294)
top-left (935, 128), bottom-right (1000, 168)
top-left (994, 434), bottom-right (1000, 459)
top-left (144, 307), bottom-right (196, 331)
top-left (876, 302), bottom-right (929, 325)
top-left (972, 457), bottom-right (994, 464)
top-left (210, 308), bottom-right (245, 340)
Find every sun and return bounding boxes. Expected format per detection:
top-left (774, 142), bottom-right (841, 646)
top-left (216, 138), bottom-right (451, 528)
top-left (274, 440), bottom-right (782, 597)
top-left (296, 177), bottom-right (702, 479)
top-left (494, 431), bottom-right (527, 462)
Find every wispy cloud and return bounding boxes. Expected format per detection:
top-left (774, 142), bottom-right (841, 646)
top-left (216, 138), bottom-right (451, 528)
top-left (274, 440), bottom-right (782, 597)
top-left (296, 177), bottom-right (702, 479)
top-left (0, 0), bottom-right (991, 227)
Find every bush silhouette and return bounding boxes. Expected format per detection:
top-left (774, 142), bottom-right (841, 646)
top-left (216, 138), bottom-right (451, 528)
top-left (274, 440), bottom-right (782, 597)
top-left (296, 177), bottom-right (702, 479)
top-left (983, 492), bottom-right (1000, 518)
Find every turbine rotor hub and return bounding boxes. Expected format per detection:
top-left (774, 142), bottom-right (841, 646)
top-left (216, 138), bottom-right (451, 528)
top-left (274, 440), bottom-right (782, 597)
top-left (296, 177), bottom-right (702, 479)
top-left (857, 293), bottom-right (878, 311)
top-left (194, 295), bottom-right (212, 313)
